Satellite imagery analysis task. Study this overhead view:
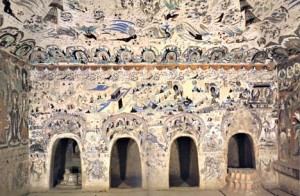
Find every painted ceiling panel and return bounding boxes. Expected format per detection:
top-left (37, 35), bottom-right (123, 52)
top-left (0, 0), bottom-right (299, 64)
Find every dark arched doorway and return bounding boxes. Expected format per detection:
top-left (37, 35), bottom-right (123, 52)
top-left (169, 137), bottom-right (199, 187)
top-left (50, 138), bottom-right (81, 189)
top-left (227, 133), bottom-right (255, 168)
top-left (110, 138), bottom-right (142, 188)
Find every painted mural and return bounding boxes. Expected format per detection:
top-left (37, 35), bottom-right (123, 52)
top-left (0, 0), bottom-right (299, 64)
top-left (0, 0), bottom-right (298, 193)
top-left (0, 50), bottom-right (30, 195)
top-left (277, 55), bottom-right (300, 161)
top-left (270, 54), bottom-right (300, 195)
top-left (28, 65), bottom-right (279, 189)
top-left (0, 50), bottom-right (30, 148)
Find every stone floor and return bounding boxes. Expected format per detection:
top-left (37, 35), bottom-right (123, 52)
top-left (27, 187), bottom-right (293, 196)
top-left (28, 188), bottom-right (223, 196)
top-left (267, 188), bottom-right (296, 196)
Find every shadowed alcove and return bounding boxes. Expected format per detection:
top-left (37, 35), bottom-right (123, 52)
top-left (110, 138), bottom-right (142, 188)
top-left (169, 137), bottom-right (199, 187)
top-left (50, 138), bottom-right (82, 189)
top-left (227, 133), bottom-right (255, 168)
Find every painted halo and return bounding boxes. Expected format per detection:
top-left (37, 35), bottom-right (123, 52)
top-left (278, 69), bottom-right (286, 80)
top-left (142, 49), bottom-right (156, 63)
top-left (294, 63), bottom-right (300, 76)
top-left (287, 66), bottom-right (294, 78)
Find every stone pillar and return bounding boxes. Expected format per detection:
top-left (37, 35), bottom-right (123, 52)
top-left (221, 168), bottom-right (272, 196)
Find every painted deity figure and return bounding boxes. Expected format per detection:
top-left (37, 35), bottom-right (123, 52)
top-left (201, 156), bottom-right (221, 180)
top-left (61, 169), bottom-right (78, 185)
top-left (20, 112), bottom-right (29, 142)
top-left (262, 119), bottom-right (271, 141)
top-left (264, 88), bottom-right (273, 103)
top-left (294, 112), bottom-right (300, 157)
top-left (0, 90), bottom-right (9, 144)
top-left (294, 127), bottom-right (300, 156)
top-left (210, 86), bottom-right (219, 98)
top-left (30, 159), bottom-right (46, 180)
top-left (280, 131), bottom-right (288, 160)
top-left (20, 94), bottom-right (29, 142)
top-left (8, 91), bottom-right (20, 145)
top-left (251, 88), bottom-right (260, 102)
top-left (22, 70), bottom-right (28, 91)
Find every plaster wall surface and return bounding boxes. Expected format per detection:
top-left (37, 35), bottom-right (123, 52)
top-left (0, 51), bottom-right (30, 195)
top-left (0, 0), bottom-right (299, 193)
top-left (28, 65), bottom-right (279, 191)
top-left (0, 0), bottom-right (299, 66)
top-left (275, 55), bottom-right (300, 195)
top-left (1, 47), bottom-right (299, 194)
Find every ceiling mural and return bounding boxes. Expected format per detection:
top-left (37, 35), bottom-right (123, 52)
top-left (0, 0), bottom-right (299, 64)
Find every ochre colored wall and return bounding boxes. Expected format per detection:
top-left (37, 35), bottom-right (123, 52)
top-left (275, 55), bottom-right (300, 195)
top-left (0, 51), bottom-right (30, 195)
top-left (0, 0), bottom-right (299, 65)
top-left (28, 65), bottom-right (279, 191)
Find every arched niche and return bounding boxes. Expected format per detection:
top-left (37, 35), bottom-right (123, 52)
top-left (227, 133), bottom-right (256, 169)
top-left (43, 114), bottom-right (85, 138)
top-left (49, 137), bottom-right (82, 189)
top-left (169, 136), bottom-right (199, 187)
top-left (221, 109), bottom-right (262, 139)
top-left (110, 137), bottom-right (142, 188)
top-left (102, 113), bottom-right (148, 147)
top-left (163, 112), bottom-right (206, 143)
